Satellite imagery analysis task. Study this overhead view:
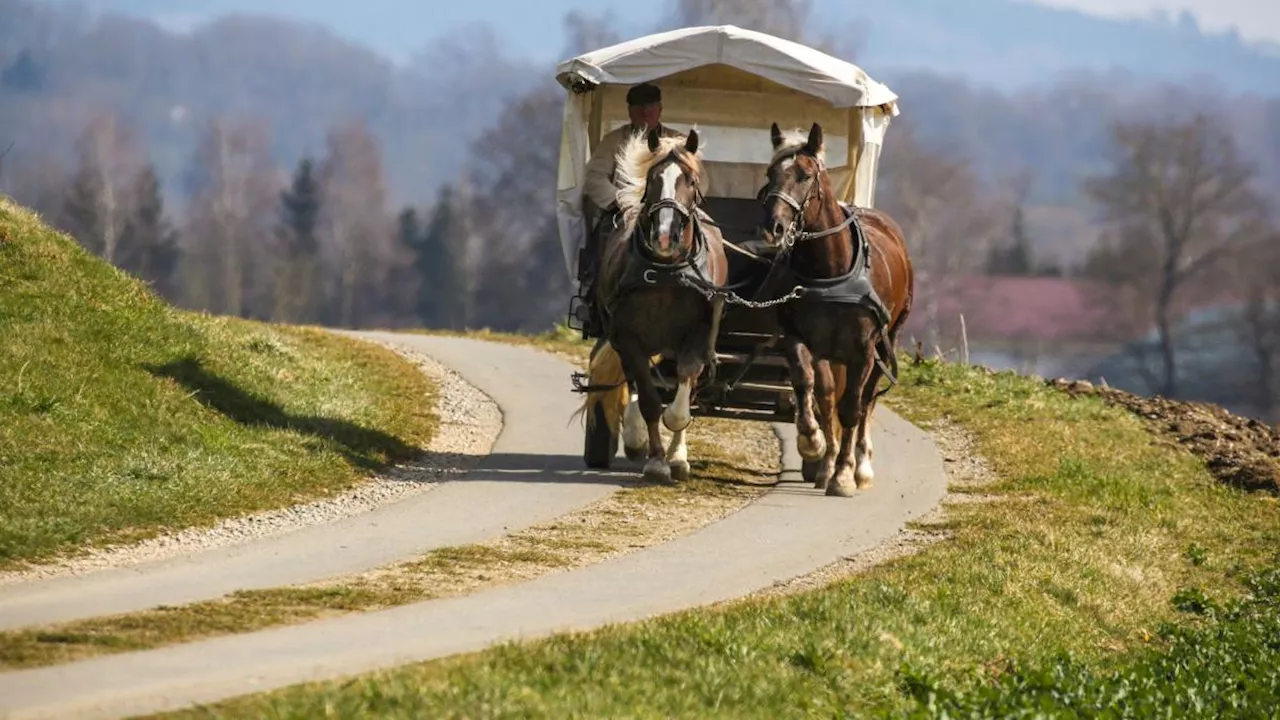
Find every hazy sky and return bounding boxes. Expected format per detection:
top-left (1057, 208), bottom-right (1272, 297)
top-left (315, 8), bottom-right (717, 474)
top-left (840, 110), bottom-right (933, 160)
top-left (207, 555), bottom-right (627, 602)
top-left (1038, 0), bottom-right (1280, 43)
top-left (73, 0), bottom-right (1280, 62)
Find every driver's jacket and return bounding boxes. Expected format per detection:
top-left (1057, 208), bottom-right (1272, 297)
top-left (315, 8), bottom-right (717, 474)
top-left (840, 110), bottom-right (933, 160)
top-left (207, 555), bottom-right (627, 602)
top-left (582, 123), bottom-right (685, 218)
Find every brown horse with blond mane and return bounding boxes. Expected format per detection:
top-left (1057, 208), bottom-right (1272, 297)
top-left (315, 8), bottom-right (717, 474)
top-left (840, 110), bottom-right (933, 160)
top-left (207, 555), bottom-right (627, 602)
top-left (575, 126), bottom-right (729, 483)
top-left (757, 122), bottom-right (915, 497)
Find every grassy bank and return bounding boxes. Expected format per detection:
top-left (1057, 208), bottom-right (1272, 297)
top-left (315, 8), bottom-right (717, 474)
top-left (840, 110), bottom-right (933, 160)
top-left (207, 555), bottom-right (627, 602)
top-left (151, 355), bottom-right (1279, 718)
top-left (0, 199), bottom-right (437, 569)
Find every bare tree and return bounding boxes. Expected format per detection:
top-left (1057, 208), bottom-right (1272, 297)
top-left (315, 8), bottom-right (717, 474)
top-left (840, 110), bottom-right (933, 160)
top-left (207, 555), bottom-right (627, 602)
top-left (316, 120), bottom-right (399, 328)
top-left (878, 120), bottom-right (1006, 348)
top-left (61, 113), bottom-right (145, 264)
top-left (181, 117), bottom-right (279, 318)
top-left (461, 82), bottom-right (569, 332)
top-left (1230, 226), bottom-right (1280, 419)
top-left (1081, 114), bottom-right (1268, 397)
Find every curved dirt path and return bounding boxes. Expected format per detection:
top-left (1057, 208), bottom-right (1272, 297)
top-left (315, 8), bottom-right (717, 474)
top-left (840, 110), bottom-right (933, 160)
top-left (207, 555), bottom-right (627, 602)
top-left (0, 335), bottom-right (629, 631)
top-left (0, 332), bottom-right (949, 720)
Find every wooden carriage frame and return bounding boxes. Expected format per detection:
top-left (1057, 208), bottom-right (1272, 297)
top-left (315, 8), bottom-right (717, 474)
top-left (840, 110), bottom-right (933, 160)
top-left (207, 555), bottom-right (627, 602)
top-left (553, 25), bottom-right (901, 468)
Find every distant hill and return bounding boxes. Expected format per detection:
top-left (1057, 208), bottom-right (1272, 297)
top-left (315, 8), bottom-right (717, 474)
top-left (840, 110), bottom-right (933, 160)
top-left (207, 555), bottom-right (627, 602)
top-left (829, 0), bottom-right (1280, 96)
top-left (44, 0), bottom-right (1280, 96)
top-left (3, 0), bottom-right (1278, 231)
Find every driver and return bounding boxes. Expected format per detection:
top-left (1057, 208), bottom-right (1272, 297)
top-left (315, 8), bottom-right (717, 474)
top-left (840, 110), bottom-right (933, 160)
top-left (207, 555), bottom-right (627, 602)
top-left (578, 83), bottom-right (702, 326)
top-left (581, 82), bottom-right (679, 225)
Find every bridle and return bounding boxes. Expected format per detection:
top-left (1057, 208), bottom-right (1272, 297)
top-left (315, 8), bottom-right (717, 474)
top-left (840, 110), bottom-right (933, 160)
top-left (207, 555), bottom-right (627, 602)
top-left (761, 151), bottom-right (856, 247)
top-left (635, 154), bottom-right (704, 263)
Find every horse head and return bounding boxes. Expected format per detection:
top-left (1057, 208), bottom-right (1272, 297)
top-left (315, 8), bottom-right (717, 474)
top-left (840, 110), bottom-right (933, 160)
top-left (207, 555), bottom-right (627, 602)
top-left (760, 122), bottom-right (829, 250)
top-left (615, 127), bottom-right (705, 263)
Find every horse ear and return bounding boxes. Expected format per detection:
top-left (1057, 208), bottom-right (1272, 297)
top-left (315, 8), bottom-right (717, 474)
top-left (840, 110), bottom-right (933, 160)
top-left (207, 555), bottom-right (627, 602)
top-left (806, 123), bottom-right (823, 154)
top-left (685, 128), bottom-right (699, 154)
top-left (647, 128), bottom-right (661, 152)
top-left (770, 122), bottom-right (783, 149)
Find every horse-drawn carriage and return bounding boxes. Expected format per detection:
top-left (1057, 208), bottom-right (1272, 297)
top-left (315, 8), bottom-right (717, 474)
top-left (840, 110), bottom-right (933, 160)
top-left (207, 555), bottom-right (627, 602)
top-left (556, 25), bottom-right (913, 497)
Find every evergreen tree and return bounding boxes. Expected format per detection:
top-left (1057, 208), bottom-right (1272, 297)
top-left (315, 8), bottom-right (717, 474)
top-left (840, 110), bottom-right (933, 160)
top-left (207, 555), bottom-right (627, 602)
top-left (274, 156), bottom-right (322, 322)
top-left (1006, 204), bottom-right (1034, 273)
top-left (387, 205), bottom-right (425, 326)
top-left (396, 205), bottom-right (421, 255)
top-left (986, 203), bottom-right (1035, 275)
top-left (415, 185), bottom-right (464, 329)
top-left (119, 164), bottom-right (180, 298)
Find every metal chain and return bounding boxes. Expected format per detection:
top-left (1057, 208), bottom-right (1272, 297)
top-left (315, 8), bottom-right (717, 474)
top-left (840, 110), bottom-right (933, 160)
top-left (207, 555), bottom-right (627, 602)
top-left (672, 273), bottom-right (807, 309)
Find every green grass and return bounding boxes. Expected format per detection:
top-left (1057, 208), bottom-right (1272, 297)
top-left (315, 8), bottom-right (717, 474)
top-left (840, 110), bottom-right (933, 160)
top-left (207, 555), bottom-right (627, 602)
top-left (149, 355), bottom-right (1280, 719)
top-left (899, 560), bottom-right (1280, 718)
top-left (0, 198), bottom-right (437, 569)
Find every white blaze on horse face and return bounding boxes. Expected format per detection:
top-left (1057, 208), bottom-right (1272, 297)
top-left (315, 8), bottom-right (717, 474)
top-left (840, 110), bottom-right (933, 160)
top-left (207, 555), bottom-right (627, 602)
top-left (656, 162), bottom-right (683, 253)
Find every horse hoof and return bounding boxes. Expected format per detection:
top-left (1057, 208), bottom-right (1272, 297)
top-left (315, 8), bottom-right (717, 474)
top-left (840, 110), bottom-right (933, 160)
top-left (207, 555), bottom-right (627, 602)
top-left (826, 481), bottom-right (857, 498)
top-left (814, 458), bottom-right (836, 491)
top-left (797, 433), bottom-right (826, 461)
top-left (855, 460), bottom-right (875, 489)
top-left (670, 460), bottom-right (691, 482)
top-left (643, 458), bottom-right (673, 484)
top-left (624, 445), bottom-right (647, 462)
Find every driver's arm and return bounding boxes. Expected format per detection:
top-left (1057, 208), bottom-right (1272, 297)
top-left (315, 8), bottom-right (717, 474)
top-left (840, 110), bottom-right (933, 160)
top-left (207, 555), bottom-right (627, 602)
top-left (583, 128), bottom-right (623, 211)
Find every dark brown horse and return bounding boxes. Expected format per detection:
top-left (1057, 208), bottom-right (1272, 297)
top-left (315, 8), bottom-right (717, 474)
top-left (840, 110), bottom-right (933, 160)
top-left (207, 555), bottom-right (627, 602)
top-left (576, 127), bottom-right (729, 483)
top-left (758, 122), bottom-right (915, 497)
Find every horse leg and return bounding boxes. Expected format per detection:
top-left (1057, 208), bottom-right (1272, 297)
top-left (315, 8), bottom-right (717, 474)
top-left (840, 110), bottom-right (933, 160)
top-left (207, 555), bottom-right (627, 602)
top-left (665, 371), bottom-right (696, 479)
top-left (812, 358), bottom-right (839, 491)
top-left (829, 349), bottom-right (875, 497)
top-left (663, 373), bottom-right (694, 482)
top-left (663, 324), bottom-right (712, 481)
top-left (661, 370), bottom-right (695, 433)
top-left (856, 320), bottom-right (904, 487)
top-left (855, 364), bottom-right (881, 489)
top-left (622, 385), bottom-right (647, 461)
top-left (782, 336), bottom-right (825, 461)
top-left (615, 335), bottom-right (670, 483)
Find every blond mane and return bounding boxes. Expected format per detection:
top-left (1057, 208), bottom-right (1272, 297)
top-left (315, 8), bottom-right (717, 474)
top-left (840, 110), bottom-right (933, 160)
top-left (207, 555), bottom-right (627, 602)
top-left (613, 130), bottom-right (705, 233)
top-left (770, 127), bottom-right (826, 167)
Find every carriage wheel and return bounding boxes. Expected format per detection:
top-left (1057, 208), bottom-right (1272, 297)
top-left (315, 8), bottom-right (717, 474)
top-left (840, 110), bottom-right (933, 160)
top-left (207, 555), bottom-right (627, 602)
top-left (584, 402), bottom-right (618, 469)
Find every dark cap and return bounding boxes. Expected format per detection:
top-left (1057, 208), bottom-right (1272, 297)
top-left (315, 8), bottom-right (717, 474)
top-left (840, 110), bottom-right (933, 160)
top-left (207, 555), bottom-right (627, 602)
top-left (626, 83), bottom-right (661, 106)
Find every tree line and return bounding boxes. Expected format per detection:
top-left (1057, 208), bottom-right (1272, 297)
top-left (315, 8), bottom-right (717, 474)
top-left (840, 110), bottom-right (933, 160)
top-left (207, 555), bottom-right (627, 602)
top-left (43, 112), bottom-right (481, 331)
top-left (1, 0), bottom-right (1276, 417)
top-left (21, 74), bottom-right (1280, 415)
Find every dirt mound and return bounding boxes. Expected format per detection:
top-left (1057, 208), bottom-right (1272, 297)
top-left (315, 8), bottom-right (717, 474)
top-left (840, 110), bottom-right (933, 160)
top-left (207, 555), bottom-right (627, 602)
top-left (1049, 378), bottom-right (1280, 494)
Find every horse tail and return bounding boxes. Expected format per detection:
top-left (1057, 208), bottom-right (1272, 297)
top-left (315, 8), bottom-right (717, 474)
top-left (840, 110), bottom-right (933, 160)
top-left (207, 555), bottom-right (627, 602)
top-left (571, 341), bottom-right (630, 437)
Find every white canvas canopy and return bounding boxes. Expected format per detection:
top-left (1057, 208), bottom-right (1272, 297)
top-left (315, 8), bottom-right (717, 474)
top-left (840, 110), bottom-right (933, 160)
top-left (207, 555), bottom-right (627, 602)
top-left (555, 24), bottom-right (900, 288)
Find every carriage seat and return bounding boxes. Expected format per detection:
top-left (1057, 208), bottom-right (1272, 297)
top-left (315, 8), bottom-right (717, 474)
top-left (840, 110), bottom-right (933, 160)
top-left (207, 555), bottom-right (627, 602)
top-left (699, 196), bottom-right (774, 295)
